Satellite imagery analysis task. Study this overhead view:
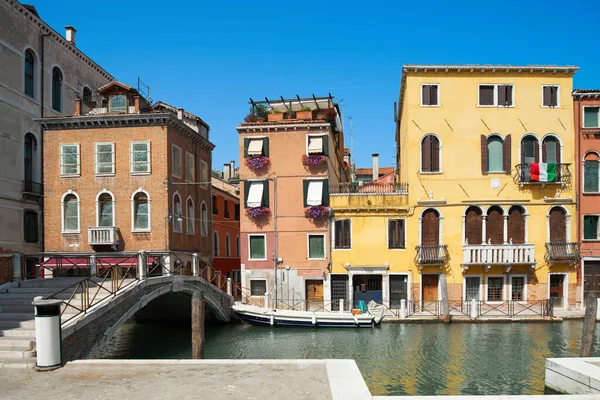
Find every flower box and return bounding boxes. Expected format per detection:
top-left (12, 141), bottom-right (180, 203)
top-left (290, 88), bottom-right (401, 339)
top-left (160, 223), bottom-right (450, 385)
top-left (268, 113), bottom-right (285, 122)
top-left (296, 110), bottom-right (313, 120)
top-left (247, 207), bottom-right (270, 219)
top-left (302, 154), bottom-right (327, 166)
top-left (245, 156), bottom-right (269, 171)
top-left (304, 206), bottom-right (330, 219)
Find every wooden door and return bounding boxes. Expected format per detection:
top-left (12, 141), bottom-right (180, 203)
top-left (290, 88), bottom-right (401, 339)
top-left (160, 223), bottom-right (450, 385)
top-left (507, 206), bottom-right (525, 244)
top-left (421, 210), bottom-right (439, 246)
top-left (422, 275), bottom-right (439, 301)
top-left (584, 261), bottom-right (600, 299)
top-left (465, 207), bottom-right (482, 245)
top-left (486, 206), bottom-right (504, 244)
top-left (305, 280), bottom-right (323, 311)
top-left (549, 275), bottom-right (565, 308)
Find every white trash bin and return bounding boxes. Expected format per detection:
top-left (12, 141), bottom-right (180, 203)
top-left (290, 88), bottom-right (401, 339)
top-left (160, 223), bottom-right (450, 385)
top-left (32, 297), bottom-right (63, 369)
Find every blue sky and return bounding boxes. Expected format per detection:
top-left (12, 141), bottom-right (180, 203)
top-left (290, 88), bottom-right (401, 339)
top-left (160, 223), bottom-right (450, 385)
top-left (35, 0), bottom-right (599, 171)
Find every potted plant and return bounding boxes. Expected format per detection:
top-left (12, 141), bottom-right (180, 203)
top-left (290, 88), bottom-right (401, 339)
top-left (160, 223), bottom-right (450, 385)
top-left (304, 205), bottom-right (330, 219)
top-left (296, 106), bottom-right (313, 120)
top-left (267, 109), bottom-right (285, 122)
top-left (302, 154), bottom-right (327, 166)
top-left (244, 104), bottom-right (268, 123)
top-left (247, 206), bottom-right (270, 219)
top-left (245, 155), bottom-right (269, 171)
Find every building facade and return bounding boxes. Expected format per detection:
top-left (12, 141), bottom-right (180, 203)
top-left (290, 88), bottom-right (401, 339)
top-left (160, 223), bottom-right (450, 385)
top-left (236, 97), bottom-right (350, 309)
top-left (0, 0), bottom-right (113, 283)
top-left (573, 89), bottom-right (600, 303)
top-left (211, 175), bottom-right (241, 284)
top-left (39, 82), bottom-right (213, 273)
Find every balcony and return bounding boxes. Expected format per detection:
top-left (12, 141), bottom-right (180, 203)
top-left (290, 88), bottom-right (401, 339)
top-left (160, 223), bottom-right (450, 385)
top-left (515, 163), bottom-right (571, 186)
top-left (545, 242), bottom-right (580, 265)
top-left (415, 245), bottom-right (449, 268)
top-left (329, 182), bottom-right (409, 210)
top-left (330, 182), bottom-right (408, 195)
top-left (88, 227), bottom-right (120, 247)
top-left (462, 242), bottom-right (535, 271)
top-left (22, 180), bottom-right (43, 200)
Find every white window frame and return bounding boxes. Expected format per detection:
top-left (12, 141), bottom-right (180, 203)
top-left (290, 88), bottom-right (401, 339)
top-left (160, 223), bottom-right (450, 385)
top-left (583, 214), bottom-right (600, 241)
top-left (95, 189), bottom-right (116, 227)
top-left (61, 190), bottom-right (80, 233)
top-left (172, 192), bottom-right (182, 233)
top-left (108, 94), bottom-right (127, 113)
top-left (583, 106), bottom-right (600, 129)
top-left (185, 151), bottom-right (195, 182)
top-left (246, 180), bottom-right (265, 208)
top-left (463, 275), bottom-right (483, 301)
top-left (225, 233), bottom-right (231, 257)
top-left (130, 141), bottom-right (151, 174)
top-left (485, 275), bottom-right (506, 302)
top-left (306, 179), bottom-right (324, 206)
top-left (94, 142), bottom-right (115, 176)
top-left (541, 85), bottom-right (560, 108)
top-left (306, 134), bottom-right (325, 155)
top-left (333, 218), bottom-right (352, 250)
top-left (548, 272), bottom-right (568, 309)
top-left (420, 83), bottom-right (440, 107)
top-left (250, 278), bottom-right (267, 296)
top-left (486, 134), bottom-right (505, 173)
top-left (509, 274), bottom-right (528, 301)
top-left (131, 189), bottom-right (151, 233)
top-left (248, 234), bottom-right (267, 261)
top-left (386, 217), bottom-right (407, 250)
top-left (200, 160), bottom-right (208, 189)
top-left (60, 144), bottom-right (80, 176)
top-left (186, 196), bottom-right (195, 235)
top-left (307, 233), bottom-right (326, 261)
top-left (478, 84), bottom-right (515, 108)
top-left (171, 144), bottom-right (182, 178)
top-left (200, 201), bottom-right (208, 237)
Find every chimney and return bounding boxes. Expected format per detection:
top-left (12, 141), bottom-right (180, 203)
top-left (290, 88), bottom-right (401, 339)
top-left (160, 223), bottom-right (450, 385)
top-left (74, 98), bottom-right (81, 116)
top-left (177, 108), bottom-right (184, 120)
top-left (134, 96), bottom-right (140, 113)
top-left (65, 26), bottom-right (77, 46)
top-left (223, 163), bottom-right (231, 181)
top-left (372, 153), bottom-right (379, 182)
top-left (230, 160), bottom-right (236, 178)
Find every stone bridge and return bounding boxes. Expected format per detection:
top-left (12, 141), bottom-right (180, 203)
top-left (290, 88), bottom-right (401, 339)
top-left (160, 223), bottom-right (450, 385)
top-left (59, 274), bottom-right (233, 363)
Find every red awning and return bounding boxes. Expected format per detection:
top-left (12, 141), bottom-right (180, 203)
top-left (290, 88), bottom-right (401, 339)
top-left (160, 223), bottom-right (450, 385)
top-left (41, 257), bottom-right (89, 269)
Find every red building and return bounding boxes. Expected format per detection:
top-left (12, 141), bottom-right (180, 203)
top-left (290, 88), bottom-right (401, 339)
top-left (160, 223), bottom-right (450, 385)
top-left (211, 173), bottom-right (240, 286)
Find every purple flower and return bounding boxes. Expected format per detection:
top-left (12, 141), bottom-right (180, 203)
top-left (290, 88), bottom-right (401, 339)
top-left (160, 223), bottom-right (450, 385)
top-left (247, 207), bottom-right (270, 218)
top-left (302, 155), bottom-right (326, 166)
top-left (245, 156), bottom-right (269, 170)
top-left (305, 206), bottom-right (329, 219)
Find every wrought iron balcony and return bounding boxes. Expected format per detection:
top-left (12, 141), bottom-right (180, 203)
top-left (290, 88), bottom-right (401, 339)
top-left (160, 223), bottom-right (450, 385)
top-left (88, 227), bottom-right (119, 247)
top-left (415, 245), bottom-right (449, 267)
top-left (515, 163), bottom-right (571, 186)
top-left (462, 241), bottom-right (535, 269)
top-left (545, 242), bottom-right (580, 265)
top-left (22, 180), bottom-right (43, 199)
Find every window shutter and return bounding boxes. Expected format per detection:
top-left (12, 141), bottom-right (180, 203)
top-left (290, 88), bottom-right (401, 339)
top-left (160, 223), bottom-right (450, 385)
top-left (422, 85), bottom-right (430, 105)
top-left (322, 179), bottom-right (329, 206)
top-left (421, 136), bottom-right (431, 172)
top-left (584, 217), bottom-right (594, 240)
top-left (243, 180), bottom-right (249, 208)
top-left (549, 208), bottom-right (566, 242)
top-left (481, 135), bottom-right (488, 174)
top-left (542, 139), bottom-right (547, 163)
top-left (303, 179), bottom-right (309, 207)
top-left (543, 86), bottom-right (551, 106)
top-left (399, 220), bottom-right (405, 248)
top-left (534, 139), bottom-right (539, 163)
top-left (551, 86), bottom-right (558, 106)
top-left (505, 85), bottom-right (513, 106)
top-left (502, 134), bottom-right (511, 172)
top-left (465, 208), bottom-right (482, 245)
top-left (507, 207), bottom-right (525, 244)
top-left (388, 220), bottom-right (394, 248)
top-left (262, 137), bottom-right (269, 157)
top-left (421, 210), bottom-right (439, 246)
top-left (262, 180), bottom-right (269, 207)
top-left (431, 136), bottom-right (440, 172)
top-left (584, 161), bottom-right (599, 192)
top-left (321, 135), bottom-right (329, 156)
top-left (555, 139), bottom-right (561, 165)
top-left (430, 85), bottom-right (438, 106)
top-left (243, 138), bottom-right (249, 158)
top-left (497, 86), bottom-right (506, 106)
top-left (344, 220), bottom-right (351, 248)
top-left (486, 208), bottom-right (504, 245)
top-left (334, 221), bottom-right (341, 248)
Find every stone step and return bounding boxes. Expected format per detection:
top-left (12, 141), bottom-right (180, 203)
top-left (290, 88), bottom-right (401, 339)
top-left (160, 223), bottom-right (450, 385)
top-left (0, 327), bottom-right (36, 337)
top-left (0, 305), bottom-right (35, 313)
top-left (0, 348), bottom-right (36, 358)
top-left (6, 287), bottom-right (69, 294)
top-left (17, 278), bottom-right (85, 288)
top-left (0, 336), bottom-right (34, 349)
top-left (0, 320), bottom-right (35, 329)
top-left (0, 292), bottom-right (84, 300)
top-left (0, 313), bottom-right (36, 320)
top-left (0, 356), bottom-right (37, 368)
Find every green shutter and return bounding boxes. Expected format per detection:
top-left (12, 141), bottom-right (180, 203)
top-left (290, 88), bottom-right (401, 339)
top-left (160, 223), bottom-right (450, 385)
top-left (584, 161), bottom-right (599, 192)
top-left (584, 216), bottom-right (598, 240)
top-left (321, 135), bottom-right (329, 156)
top-left (262, 137), bottom-right (269, 157)
top-left (303, 179), bottom-right (309, 207)
top-left (250, 236), bottom-right (265, 259)
top-left (262, 180), bottom-right (269, 207)
top-left (584, 107), bottom-right (600, 128)
top-left (309, 235), bottom-right (325, 259)
top-left (322, 179), bottom-right (329, 206)
top-left (243, 180), bottom-right (249, 208)
top-left (243, 138), bottom-right (249, 158)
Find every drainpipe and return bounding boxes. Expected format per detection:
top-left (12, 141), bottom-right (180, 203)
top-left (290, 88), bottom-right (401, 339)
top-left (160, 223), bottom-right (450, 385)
top-left (39, 31), bottom-right (51, 257)
top-left (273, 177), bottom-right (278, 307)
top-left (576, 94), bottom-right (582, 302)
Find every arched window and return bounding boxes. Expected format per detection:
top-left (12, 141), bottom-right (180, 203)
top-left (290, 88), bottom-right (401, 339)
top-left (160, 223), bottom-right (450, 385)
top-left (584, 152), bottom-right (600, 193)
top-left (226, 234), bottom-right (231, 257)
top-left (507, 206), bottom-right (525, 244)
top-left (24, 133), bottom-right (37, 183)
top-left (542, 135), bottom-right (561, 164)
top-left (549, 207), bottom-right (567, 243)
top-left (24, 49), bottom-right (35, 98)
top-left (62, 192), bottom-right (80, 232)
top-left (201, 202), bottom-right (208, 236)
top-left (487, 135), bottom-right (503, 172)
top-left (421, 208), bottom-right (440, 246)
top-left (132, 191), bottom-right (150, 231)
top-left (421, 134), bottom-right (440, 173)
top-left (97, 192), bottom-right (114, 227)
top-left (520, 135), bottom-right (539, 182)
top-left (173, 194), bottom-right (182, 232)
top-left (486, 206), bottom-right (504, 244)
top-left (186, 198), bottom-right (195, 234)
top-left (213, 232), bottom-right (219, 257)
top-left (236, 235), bottom-right (240, 257)
top-left (82, 87), bottom-right (92, 108)
top-left (465, 206), bottom-right (482, 245)
top-left (51, 67), bottom-right (63, 112)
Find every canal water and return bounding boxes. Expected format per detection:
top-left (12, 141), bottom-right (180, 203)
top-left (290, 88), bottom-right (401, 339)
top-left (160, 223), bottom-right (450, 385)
top-left (98, 320), bottom-right (600, 396)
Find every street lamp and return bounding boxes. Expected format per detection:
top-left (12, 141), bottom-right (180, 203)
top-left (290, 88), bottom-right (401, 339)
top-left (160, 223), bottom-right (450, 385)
top-left (164, 214), bottom-right (183, 250)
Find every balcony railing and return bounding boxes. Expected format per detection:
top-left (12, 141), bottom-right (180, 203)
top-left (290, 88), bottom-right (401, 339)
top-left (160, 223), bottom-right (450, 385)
top-left (22, 180), bottom-right (43, 198)
top-left (329, 182), bottom-right (408, 195)
top-left (88, 227), bottom-right (119, 246)
top-left (463, 242), bottom-right (535, 266)
top-left (515, 163), bottom-right (571, 186)
top-left (88, 106), bottom-right (136, 115)
top-left (415, 245), bottom-right (449, 266)
top-left (545, 242), bottom-right (580, 264)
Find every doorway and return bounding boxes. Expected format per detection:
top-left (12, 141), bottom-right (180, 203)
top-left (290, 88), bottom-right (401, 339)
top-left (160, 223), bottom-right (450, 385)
top-left (549, 274), bottom-right (566, 308)
top-left (389, 275), bottom-right (408, 308)
top-left (584, 261), bottom-right (600, 300)
top-left (422, 274), bottom-right (439, 301)
top-left (353, 275), bottom-right (382, 309)
top-left (305, 279), bottom-right (323, 311)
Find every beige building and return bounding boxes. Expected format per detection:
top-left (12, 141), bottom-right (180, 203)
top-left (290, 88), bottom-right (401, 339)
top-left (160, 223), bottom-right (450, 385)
top-left (0, 1), bottom-right (113, 283)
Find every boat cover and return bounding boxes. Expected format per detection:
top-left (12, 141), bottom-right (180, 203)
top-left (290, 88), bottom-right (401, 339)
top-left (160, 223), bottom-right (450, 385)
top-left (368, 301), bottom-right (385, 323)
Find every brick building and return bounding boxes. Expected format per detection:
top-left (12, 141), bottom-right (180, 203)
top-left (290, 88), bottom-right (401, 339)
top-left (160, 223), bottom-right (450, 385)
top-left (39, 82), bottom-right (213, 273)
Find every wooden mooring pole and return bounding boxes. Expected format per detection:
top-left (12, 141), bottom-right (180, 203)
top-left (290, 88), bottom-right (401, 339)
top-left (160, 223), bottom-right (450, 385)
top-left (192, 291), bottom-right (205, 359)
top-left (439, 273), bottom-right (450, 323)
top-left (580, 292), bottom-right (597, 357)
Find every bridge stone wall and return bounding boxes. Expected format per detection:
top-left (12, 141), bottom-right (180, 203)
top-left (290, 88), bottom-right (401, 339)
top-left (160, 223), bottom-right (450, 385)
top-left (60, 276), bottom-right (232, 363)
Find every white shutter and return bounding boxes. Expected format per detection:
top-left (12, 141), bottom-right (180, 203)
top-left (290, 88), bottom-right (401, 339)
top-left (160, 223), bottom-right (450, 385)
top-left (307, 181), bottom-right (323, 206)
top-left (247, 182), bottom-right (264, 207)
top-left (248, 139), bottom-right (264, 156)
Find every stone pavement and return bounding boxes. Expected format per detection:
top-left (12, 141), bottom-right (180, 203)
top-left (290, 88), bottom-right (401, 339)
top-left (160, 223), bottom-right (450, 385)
top-left (0, 359), bottom-right (371, 400)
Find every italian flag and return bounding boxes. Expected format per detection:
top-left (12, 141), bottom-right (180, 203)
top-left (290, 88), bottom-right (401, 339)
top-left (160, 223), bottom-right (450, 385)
top-left (530, 162), bottom-right (557, 182)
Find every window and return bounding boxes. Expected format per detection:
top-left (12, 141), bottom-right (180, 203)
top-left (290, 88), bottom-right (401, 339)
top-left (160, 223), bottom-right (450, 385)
top-left (584, 153), bottom-right (600, 193)
top-left (24, 211), bottom-right (38, 243)
top-left (51, 67), bottom-right (62, 111)
top-left (24, 133), bottom-right (36, 183)
top-left (132, 191), bottom-right (150, 231)
top-left (481, 134), bottom-right (511, 174)
top-left (200, 160), bottom-right (208, 189)
top-left (421, 134), bottom-right (440, 173)
top-left (97, 192), bottom-right (114, 227)
top-left (245, 180), bottom-right (268, 208)
top-left (130, 141), bottom-right (150, 173)
top-left (236, 235), bottom-right (240, 257)
top-left (511, 276), bottom-right (525, 301)
top-left (307, 135), bottom-right (328, 155)
top-left (584, 107), bottom-right (600, 128)
top-left (421, 84), bottom-right (439, 106)
top-left (62, 192), bottom-right (79, 232)
top-left (465, 277), bottom-right (480, 301)
top-left (303, 179), bottom-right (328, 207)
top-left (24, 49), bottom-right (34, 98)
top-left (542, 85), bottom-right (559, 107)
top-left (388, 219), bottom-right (405, 249)
top-left (201, 202), bottom-right (208, 236)
top-left (212, 195), bottom-right (218, 215)
top-left (249, 235), bottom-right (266, 260)
top-left (82, 87), bottom-right (92, 108)
top-left (213, 232), bottom-right (220, 256)
top-left (584, 216), bottom-right (599, 240)
top-left (109, 94), bottom-right (127, 113)
top-left (465, 206), bottom-right (482, 245)
top-left (250, 280), bottom-right (266, 296)
top-left (224, 200), bottom-right (230, 219)
top-left (334, 219), bottom-right (351, 249)
top-left (171, 145), bottom-right (182, 178)
top-left (186, 198), bottom-right (195, 234)
top-left (487, 136), bottom-right (503, 172)
top-left (478, 84), bottom-right (513, 107)
top-left (234, 204), bottom-right (240, 221)
top-left (486, 206), bottom-right (504, 245)
top-left (244, 137), bottom-right (269, 157)
top-left (507, 205), bottom-right (525, 244)
top-left (95, 143), bottom-right (115, 175)
top-left (226, 234), bottom-right (231, 257)
top-left (60, 144), bottom-right (80, 176)
top-left (487, 277), bottom-right (504, 301)
top-left (185, 152), bottom-right (195, 182)
top-left (549, 206), bottom-right (567, 242)
top-left (308, 234), bottom-right (325, 260)
top-left (173, 194), bottom-right (182, 232)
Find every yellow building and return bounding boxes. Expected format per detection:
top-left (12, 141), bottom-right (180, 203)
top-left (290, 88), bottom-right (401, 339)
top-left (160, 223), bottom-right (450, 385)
top-left (332, 64), bottom-right (581, 312)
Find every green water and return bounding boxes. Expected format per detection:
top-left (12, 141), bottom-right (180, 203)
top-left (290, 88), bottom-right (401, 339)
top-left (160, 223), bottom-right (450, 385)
top-left (99, 320), bottom-right (599, 396)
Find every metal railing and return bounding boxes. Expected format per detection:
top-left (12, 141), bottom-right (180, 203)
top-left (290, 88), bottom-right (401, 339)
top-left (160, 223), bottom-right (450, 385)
top-left (415, 244), bottom-right (449, 265)
top-left (389, 299), bottom-right (553, 318)
top-left (329, 182), bottom-right (408, 195)
top-left (87, 105), bottom-right (136, 115)
top-left (88, 227), bottom-right (119, 246)
top-left (515, 163), bottom-right (571, 185)
top-left (462, 242), bottom-right (535, 265)
top-left (22, 180), bottom-right (43, 197)
top-left (545, 242), bottom-right (580, 263)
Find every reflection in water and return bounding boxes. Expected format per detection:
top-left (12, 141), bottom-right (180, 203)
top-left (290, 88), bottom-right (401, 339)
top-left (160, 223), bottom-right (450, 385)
top-left (99, 320), bottom-right (600, 396)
